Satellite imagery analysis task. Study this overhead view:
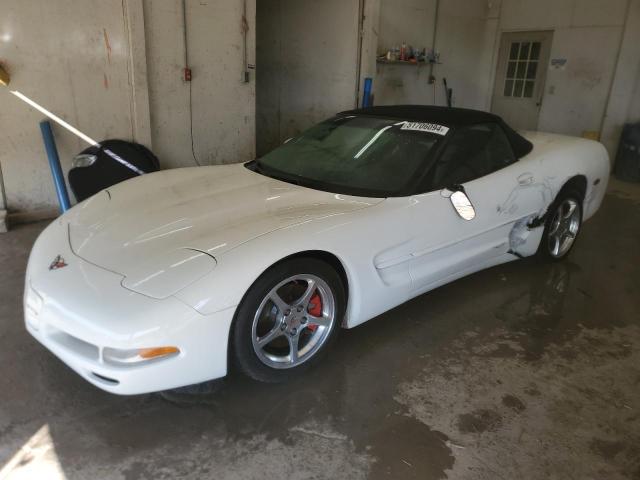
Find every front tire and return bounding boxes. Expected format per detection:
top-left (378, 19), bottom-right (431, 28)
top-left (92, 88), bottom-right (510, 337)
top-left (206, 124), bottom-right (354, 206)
top-left (538, 190), bottom-right (583, 261)
top-left (231, 258), bottom-right (345, 383)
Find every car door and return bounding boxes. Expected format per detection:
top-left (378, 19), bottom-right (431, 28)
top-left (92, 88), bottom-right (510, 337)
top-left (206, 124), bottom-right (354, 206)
top-left (406, 123), bottom-right (545, 296)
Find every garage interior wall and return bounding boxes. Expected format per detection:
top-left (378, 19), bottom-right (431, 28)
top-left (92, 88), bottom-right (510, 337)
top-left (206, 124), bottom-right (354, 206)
top-left (600, 0), bottom-right (640, 156)
top-left (255, 0), bottom-right (361, 156)
top-left (375, 0), bottom-right (498, 110)
top-left (373, 0), bottom-right (640, 158)
top-left (507, 0), bottom-right (628, 147)
top-left (143, 0), bottom-right (256, 169)
top-left (0, 0), bottom-right (141, 215)
top-left (0, 0), bottom-right (256, 216)
top-left (1, 0), bottom-right (639, 221)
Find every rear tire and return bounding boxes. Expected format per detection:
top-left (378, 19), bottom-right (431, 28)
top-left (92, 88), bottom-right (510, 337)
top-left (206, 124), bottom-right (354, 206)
top-left (231, 258), bottom-right (345, 383)
top-left (537, 189), bottom-right (583, 261)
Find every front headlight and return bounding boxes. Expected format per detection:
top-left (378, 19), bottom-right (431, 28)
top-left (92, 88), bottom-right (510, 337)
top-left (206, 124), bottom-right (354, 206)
top-left (121, 248), bottom-right (217, 299)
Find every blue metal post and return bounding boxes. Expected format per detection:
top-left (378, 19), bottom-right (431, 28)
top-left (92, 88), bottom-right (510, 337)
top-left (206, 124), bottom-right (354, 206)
top-left (39, 120), bottom-right (71, 213)
top-left (362, 77), bottom-right (373, 108)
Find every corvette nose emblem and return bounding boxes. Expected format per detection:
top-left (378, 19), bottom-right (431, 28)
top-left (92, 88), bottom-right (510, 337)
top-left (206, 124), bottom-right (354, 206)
top-left (49, 255), bottom-right (67, 271)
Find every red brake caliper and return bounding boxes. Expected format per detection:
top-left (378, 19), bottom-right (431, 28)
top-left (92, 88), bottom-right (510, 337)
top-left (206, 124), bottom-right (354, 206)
top-left (307, 292), bottom-right (322, 331)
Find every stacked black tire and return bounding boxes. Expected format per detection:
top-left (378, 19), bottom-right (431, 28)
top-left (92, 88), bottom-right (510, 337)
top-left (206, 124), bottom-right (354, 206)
top-left (68, 139), bottom-right (160, 202)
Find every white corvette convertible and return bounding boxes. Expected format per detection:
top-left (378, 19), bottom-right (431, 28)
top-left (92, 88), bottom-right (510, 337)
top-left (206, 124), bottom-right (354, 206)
top-left (24, 106), bottom-right (609, 394)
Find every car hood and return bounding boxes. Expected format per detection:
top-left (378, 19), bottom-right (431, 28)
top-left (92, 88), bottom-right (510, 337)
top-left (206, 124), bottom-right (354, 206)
top-left (66, 163), bottom-right (382, 275)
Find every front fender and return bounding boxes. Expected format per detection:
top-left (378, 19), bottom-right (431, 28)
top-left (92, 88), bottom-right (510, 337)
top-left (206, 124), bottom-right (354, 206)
top-left (173, 198), bottom-right (413, 329)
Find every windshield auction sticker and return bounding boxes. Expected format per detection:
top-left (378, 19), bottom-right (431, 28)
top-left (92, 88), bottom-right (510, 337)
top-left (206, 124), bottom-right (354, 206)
top-left (400, 122), bottom-right (450, 136)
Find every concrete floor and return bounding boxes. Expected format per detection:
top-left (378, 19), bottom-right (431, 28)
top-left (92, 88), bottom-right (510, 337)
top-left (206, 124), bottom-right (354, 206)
top-left (1, 179), bottom-right (639, 480)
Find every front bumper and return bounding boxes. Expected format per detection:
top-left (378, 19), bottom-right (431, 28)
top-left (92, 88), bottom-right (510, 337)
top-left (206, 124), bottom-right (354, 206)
top-left (24, 220), bottom-right (235, 395)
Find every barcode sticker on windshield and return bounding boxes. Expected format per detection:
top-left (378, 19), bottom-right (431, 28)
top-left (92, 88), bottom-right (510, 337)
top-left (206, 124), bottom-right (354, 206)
top-left (400, 122), bottom-right (449, 136)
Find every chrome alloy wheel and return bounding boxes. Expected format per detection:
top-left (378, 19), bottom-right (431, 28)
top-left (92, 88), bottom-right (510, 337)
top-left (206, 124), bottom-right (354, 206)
top-left (251, 274), bottom-right (336, 369)
top-left (547, 198), bottom-right (581, 258)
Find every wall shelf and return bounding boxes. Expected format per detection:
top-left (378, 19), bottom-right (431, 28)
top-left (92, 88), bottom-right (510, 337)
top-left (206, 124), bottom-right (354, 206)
top-left (376, 59), bottom-right (441, 67)
top-left (376, 59), bottom-right (425, 66)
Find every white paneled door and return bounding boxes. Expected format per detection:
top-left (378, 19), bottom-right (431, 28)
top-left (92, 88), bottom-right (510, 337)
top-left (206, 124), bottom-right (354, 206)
top-left (491, 31), bottom-right (553, 131)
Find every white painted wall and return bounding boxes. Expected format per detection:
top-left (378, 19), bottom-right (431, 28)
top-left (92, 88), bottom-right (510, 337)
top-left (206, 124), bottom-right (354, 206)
top-left (144, 0), bottom-right (256, 168)
top-left (1, 0), bottom-right (638, 219)
top-left (631, 78), bottom-right (640, 122)
top-left (375, 0), bottom-right (497, 109)
top-left (0, 0), bottom-right (139, 213)
top-left (0, 0), bottom-right (255, 216)
top-left (358, 0), bottom-right (382, 106)
top-left (375, 0), bottom-right (436, 106)
top-left (378, 0), bottom-right (435, 52)
top-left (601, 0), bottom-right (640, 156)
top-left (500, 0), bottom-right (628, 146)
top-left (434, 0), bottom-right (500, 110)
top-left (373, 0), bottom-right (637, 159)
top-left (256, 0), bottom-right (361, 156)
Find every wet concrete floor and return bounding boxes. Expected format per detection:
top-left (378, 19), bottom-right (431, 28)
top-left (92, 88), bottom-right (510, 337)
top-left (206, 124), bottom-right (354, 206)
top-left (1, 179), bottom-right (639, 479)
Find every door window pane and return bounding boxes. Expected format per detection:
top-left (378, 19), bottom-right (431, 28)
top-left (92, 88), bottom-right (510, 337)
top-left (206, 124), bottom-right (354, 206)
top-left (426, 124), bottom-right (516, 190)
top-left (504, 80), bottom-right (514, 97)
top-left (509, 42), bottom-right (520, 60)
top-left (514, 80), bottom-right (524, 97)
top-left (503, 39), bottom-right (541, 99)
top-left (530, 42), bottom-right (541, 60)
top-left (523, 81), bottom-right (535, 98)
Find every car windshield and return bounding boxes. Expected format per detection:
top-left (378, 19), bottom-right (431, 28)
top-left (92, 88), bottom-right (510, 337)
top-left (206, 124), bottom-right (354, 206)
top-left (252, 116), bottom-right (443, 197)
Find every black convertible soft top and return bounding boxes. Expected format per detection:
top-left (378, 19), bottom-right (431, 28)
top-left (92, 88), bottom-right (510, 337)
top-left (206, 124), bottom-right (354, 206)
top-left (339, 105), bottom-right (533, 159)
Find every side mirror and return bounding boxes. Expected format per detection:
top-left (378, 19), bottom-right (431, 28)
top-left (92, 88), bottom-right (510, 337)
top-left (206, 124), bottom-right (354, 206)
top-left (450, 190), bottom-right (476, 220)
top-left (441, 185), bottom-right (476, 220)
